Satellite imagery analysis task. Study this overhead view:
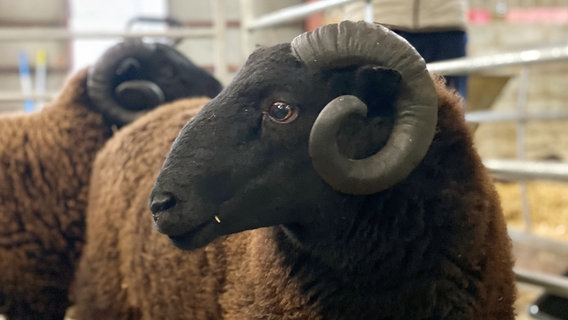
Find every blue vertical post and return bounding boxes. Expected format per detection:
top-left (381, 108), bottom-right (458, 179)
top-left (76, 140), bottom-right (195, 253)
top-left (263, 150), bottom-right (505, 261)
top-left (18, 51), bottom-right (35, 113)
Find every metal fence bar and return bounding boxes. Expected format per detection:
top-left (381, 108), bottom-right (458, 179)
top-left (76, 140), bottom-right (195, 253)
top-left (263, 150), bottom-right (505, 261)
top-left (212, 0), bottom-right (230, 84)
top-left (466, 110), bottom-right (568, 123)
top-left (0, 92), bottom-right (56, 102)
top-left (245, 0), bottom-right (359, 30)
top-left (509, 229), bottom-right (568, 256)
top-left (516, 67), bottom-right (532, 232)
top-left (427, 45), bottom-right (568, 76)
top-left (239, 0), bottom-right (255, 60)
top-left (484, 159), bottom-right (568, 182)
top-left (0, 28), bottom-right (215, 41)
top-left (515, 268), bottom-right (568, 299)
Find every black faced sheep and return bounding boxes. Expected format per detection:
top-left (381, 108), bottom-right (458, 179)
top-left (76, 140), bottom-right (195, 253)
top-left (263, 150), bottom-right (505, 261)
top-left (73, 21), bottom-right (516, 319)
top-left (0, 41), bottom-right (222, 320)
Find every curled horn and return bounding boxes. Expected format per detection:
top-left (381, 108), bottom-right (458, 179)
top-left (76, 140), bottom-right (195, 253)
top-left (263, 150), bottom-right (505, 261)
top-left (87, 40), bottom-right (184, 126)
top-left (291, 21), bottom-right (438, 195)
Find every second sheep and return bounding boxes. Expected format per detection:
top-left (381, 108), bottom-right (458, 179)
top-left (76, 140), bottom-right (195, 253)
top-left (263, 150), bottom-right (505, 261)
top-left (0, 41), bottom-right (222, 320)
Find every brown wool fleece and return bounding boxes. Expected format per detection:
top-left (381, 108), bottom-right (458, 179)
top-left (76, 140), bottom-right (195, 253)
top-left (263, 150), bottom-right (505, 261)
top-left (424, 76), bottom-right (516, 319)
top-left (73, 78), bottom-right (516, 320)
top-left (0, 69), bottom-right (113, 319)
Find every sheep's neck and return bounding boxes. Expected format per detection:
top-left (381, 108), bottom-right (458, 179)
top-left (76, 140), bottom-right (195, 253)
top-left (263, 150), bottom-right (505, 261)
top-left (285, 194), bottom-right (431, 273)
top-left (274, 194), bottom-right (444, 316)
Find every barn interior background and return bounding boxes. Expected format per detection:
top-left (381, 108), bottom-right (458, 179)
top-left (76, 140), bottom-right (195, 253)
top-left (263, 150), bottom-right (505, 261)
top-left (0, 0), bottom-right (567, 319)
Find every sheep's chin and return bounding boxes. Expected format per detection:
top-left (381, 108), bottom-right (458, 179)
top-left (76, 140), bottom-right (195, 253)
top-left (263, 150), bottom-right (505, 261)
top-left (168, 220), bottom-right (216, 251)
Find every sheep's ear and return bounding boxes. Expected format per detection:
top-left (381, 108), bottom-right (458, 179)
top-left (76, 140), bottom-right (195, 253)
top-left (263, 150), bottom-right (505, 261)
top-left (354, 65), bottom-right (402, 117)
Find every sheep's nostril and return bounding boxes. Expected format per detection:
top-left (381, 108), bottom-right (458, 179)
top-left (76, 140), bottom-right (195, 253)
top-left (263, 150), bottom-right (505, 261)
top-left (149, 192), bottom-right (177, 215)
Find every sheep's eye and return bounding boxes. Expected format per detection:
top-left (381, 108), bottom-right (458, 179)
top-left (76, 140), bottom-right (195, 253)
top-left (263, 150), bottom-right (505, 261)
top-left (267, 102), bottom-right (298, 123)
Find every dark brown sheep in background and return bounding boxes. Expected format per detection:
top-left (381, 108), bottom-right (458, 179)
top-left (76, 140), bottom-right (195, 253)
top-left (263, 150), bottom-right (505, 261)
top-left (74, 21), bottom-right (516, 319)
top-left (0, 41), bottom-right (222, 320)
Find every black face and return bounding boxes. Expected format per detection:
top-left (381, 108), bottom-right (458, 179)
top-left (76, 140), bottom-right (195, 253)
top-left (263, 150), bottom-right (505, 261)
top-left (149, 43), bottom-right (401, 250)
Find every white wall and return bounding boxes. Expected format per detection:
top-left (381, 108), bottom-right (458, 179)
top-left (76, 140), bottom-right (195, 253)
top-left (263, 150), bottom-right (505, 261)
top-left (70, 0), bottom-right (167, 70)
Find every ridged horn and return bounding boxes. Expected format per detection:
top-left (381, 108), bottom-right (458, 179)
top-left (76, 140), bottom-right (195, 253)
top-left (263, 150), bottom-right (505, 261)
top-left (291, 21), bottom-right (438, 195)
top-left (87, 40), bottom-right (165, 126)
